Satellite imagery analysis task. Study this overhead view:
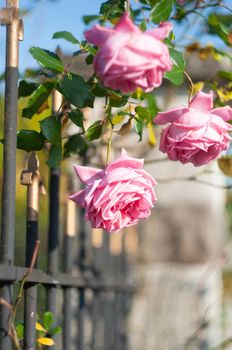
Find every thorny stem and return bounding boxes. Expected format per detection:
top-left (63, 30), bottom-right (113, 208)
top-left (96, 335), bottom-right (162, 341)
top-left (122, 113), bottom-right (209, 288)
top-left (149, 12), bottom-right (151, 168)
top-left (184, 71), bottom-right (194, 103)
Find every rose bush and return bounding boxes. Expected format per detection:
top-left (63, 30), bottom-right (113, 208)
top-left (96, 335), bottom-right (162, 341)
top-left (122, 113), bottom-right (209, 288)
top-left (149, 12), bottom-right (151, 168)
top-left (85, 13), bottom-right (172, 93)
top-left (155, 91), bottom-right (232, 166)
top-left (70, 150), bottom-right (157, 233)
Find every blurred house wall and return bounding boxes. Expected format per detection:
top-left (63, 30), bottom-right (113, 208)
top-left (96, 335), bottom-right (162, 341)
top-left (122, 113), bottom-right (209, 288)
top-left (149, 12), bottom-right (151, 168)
top-left (128, 92), bottom-right (227, 350)
top-left (65, 52), bottom-right (231, 349)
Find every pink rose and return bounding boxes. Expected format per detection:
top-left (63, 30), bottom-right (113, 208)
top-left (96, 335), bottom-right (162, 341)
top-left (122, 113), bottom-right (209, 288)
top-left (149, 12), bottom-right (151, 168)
top-left (155, 91), bottom-right (232, 166)
top-left (69, 150), bottom-right (157, 233)
top-left (85, 13), bottom-right (172, 93)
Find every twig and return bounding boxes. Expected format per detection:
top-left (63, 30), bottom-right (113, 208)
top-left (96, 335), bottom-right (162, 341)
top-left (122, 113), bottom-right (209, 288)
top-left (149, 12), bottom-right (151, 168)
top-left (144, 157), bottom-right (169, 164)
top-left (173, 1), bottom-right (220, 20)
top-left (219, 2), bottom-right (232, 13)
top-left (211, 337), bottom-right (232, 349)
top-left (157, 175), bottom-right (231, 189)
top-left (0, 298), bottom-right (12, 311)
top-left (0, 241), bottom-right (40, 350)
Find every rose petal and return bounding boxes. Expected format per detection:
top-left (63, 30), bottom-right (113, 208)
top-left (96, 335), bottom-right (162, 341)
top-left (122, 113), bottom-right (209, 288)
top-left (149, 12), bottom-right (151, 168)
top-left (147, 22), bottom-right (173, 40)
top-left (73, 165), bottom-right (104, 185)
top-left (155, 107), bottom-right (189, 124)
top-left (115, 12), bottom-right (140, 33)
top-left (84, 26), bottom-right (114, 45)
top-left (189, 91), bottom-right (213, 111)
top-left (210, 106), bottom-right (232, 122)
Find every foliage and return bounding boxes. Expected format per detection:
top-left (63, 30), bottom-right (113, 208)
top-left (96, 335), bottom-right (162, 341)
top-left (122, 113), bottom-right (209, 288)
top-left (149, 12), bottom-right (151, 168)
top-left (0, 0), bottom-right (231, 347)
top-left (15, 311), bottom-right (62, 349)
top-left (5, 0), bottom-right (229, 170)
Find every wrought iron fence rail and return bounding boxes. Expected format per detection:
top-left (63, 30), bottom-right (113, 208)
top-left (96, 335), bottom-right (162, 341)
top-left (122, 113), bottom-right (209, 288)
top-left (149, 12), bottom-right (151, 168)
top-left (0, 265), bottom-right (136, 291)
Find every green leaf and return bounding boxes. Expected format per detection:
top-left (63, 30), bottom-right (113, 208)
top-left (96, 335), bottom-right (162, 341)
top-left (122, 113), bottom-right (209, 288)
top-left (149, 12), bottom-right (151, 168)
top-left (109, 94), bottom-right (128, 107)
top-left (47, 145), bottom-right (62, 168)
top-left (139, 20), bottom-right (147, 31)
top-left (100, 0), bottom-right (125, 15)
top-left (86, 121), bottom-right (103, 141)
top-left (0, 72), bottom-right (5, 82)
top-left (111, 114), bottom-right (126, 125)
top-left (49, 326), bottom-right (62, 336)
top-left (40, 116), bottom-right (61, 145)
top-left (78, 41), bottom-right (97, 56)
top-left (43, 312), bottom-right (55, 330)
top-left (64, 134), bottom-right (87, 158)
top-left (17, 130), bottom-right (45, 152)
top-left (135, 106), bottom-right (151, 120)
top-left (169, 48), bottom-right (186, 69)
top-left (52, 31), bottom-right (80, 45)
top-left (218, 70), bottom-right (232, 81)
top-left (92, 84), bottom-right (108, 97)
top-left (150, 0), bottom-right (173, 24)
top-left (16, 322), bottom-right (24, 340)
top-left (22, 82), bottom-right (55, 119)
top-left (208, 14), bottom-right (232, 46)
top-left (18, 80), bottom-right (39, 98)
top-left (85, 54), bottom-right (94, 65)
top-left (82, 15), bottom-right (102, 25)
top-left (24, 68), bottom-right (41, 79)
top-left (164, 65), bottom-right (184, 85)
top-left (68, 110), bottom-right (84, 130)
top-left (30, 47), bottom-right (64, 74)
top-left (146, 93), bottom-right (159, 118)
top-left (135, 116), bottom-right (144, 141)
top-left (58, 73), bottom-right (94, 108)
top-left (149, 0), bottom-right (158, 6)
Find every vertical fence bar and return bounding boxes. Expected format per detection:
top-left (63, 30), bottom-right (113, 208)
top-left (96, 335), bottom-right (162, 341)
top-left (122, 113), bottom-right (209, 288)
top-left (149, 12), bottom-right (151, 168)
top-left (0, 1), bottom-right (20, 348)
top-left (91, 229), bottom-right (103, 349)
top-left (20, 153), bottom-right (40, 350)
top-left (77, 207), bottom-right (87, 350)
top-left (63, 189), bottom-right (76, 350)
top-left (46, 90), bottom-right (62, 348)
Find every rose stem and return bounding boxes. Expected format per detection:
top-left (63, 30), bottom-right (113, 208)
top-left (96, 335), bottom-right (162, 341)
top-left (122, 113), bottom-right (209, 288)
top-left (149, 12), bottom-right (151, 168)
top-left (184, 70), bottom-right (194, 103)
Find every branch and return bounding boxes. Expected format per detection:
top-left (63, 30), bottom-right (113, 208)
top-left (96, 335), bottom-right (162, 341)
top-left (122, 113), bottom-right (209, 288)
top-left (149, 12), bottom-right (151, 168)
top-left (0, 241), bottom-right (40, 350)
top-left (210, 337), bottom-right (232, 349)
top-left (157, 175), bottom-right (230, 189)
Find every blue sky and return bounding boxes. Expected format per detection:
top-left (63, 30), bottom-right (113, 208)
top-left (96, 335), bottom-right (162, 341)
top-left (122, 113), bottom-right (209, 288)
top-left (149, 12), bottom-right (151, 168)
top-left (0, 0), bottom-right (103, 70)
top-left (0, 0), bottom-right (230, 74)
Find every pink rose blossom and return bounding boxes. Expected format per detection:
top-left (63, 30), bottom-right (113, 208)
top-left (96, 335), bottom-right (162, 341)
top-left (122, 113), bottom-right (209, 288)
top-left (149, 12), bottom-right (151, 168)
top-left (69, 150), bottom-right (157, 233)
top-left (155, 91), bottom-right (232, 166)
top-left (85, 13), bottom-right (172, 94)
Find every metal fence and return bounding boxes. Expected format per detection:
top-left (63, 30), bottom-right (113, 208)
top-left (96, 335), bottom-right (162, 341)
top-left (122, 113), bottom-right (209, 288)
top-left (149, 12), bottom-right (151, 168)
top-left (0, 1), bottom-right (136, 349)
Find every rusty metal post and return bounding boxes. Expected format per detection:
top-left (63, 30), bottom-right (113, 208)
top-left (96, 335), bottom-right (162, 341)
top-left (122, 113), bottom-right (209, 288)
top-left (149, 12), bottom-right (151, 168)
top-left (0, 1), bottom-right (21, 348)
top-left (20, 153), bottom-right (41, 350)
